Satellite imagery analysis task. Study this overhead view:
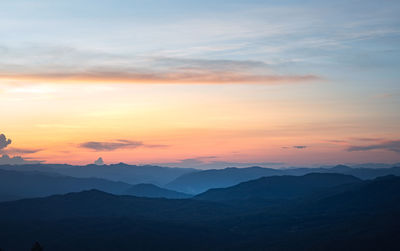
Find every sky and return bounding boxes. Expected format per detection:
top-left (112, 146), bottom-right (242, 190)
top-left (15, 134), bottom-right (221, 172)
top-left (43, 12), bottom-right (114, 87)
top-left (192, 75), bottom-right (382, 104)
top-left (0, 0), bottom-right (399, 167)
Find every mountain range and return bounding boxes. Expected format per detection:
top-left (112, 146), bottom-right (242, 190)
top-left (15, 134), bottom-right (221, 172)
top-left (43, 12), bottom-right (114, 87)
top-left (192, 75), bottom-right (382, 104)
top-left (194, 173), bottom-right (361, 202)
top-left (166, 165), bottom-right (400, 194)
top-left (0, 169), bottom-right (131, 202)
top-left (2, 163), bottom-right (400, 196)
top-left (0, 169), bottom-right (189, 202)
top-left (0, 163), bottom-right (196, 186)
top-left (124, 183), bottom-right (191, 199)
top-left (0, 174), bottom-right (399, 250)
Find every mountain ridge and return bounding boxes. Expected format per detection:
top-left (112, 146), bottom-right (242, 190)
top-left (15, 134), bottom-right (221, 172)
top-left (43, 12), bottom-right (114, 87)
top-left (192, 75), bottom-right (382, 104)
top-left (0, 175), bottom-right (399, 250)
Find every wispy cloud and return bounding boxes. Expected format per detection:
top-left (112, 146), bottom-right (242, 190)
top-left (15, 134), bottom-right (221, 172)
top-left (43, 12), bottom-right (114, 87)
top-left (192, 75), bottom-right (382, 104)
top-left (283, 145), bottom-right (308, 149)
top-left (0, 45), bottom-right (320, 85)
top-left (80, 140), bottom-right (143, 151)
top-left (0, 147), bottom-right (43, 155)
top-left (144, 144), bottom-right (169, 148)
top-left (80, 139), bottom-right (168, 151)
top-left (293, 145), bottom-right (308, 149)
top-left (347, 140), bottom-right (400, 153)
top-left (0, 70), bottom-right (318, 85)
top-left (325, 139), bottom-right (348, 143)
top-left (350, 137), bottom-right (384, 142)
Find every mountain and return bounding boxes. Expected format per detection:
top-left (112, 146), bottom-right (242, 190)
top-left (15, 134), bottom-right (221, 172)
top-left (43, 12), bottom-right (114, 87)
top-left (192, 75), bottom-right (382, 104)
top-left (195, 173), bottom-right (361, 202)
top-left (166, 165), bottom-right (400, 194)
top-left (0, 176), bottom-right (399, 250)
top-left (350, 162), bottom-right (400, 169)
top-left (227, 175), bottom-right (400, 250)
top-left (336, 165), bottom-right (400, 179)
top-left (123, 183), bottom-right (192, 199)
top-left (306, 175), bottom-right (400, 213)
top-left (0, 163), bottom-right (197, 185)
top-left (282, 164), bottom-right (400, 179)
top-left (0, 189), bottom-right (235, 222)
top-left (0, 190), bottom-right (237, 250)
top-left (0, 169), bottom-right (132, 201)
top-left (166, 166), bottom-right (283, 194)
top-left (2, 163), bottom-right (400, 193)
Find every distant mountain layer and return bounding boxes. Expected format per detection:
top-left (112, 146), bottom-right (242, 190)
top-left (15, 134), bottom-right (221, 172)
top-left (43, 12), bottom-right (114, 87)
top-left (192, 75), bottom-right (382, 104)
top-left (0, 175), bottom-right (399, 250)
top-left (0, 163), bottom-right (197, 185)
top-left (284, 164), bottom-right (400, 179)
top-left (1, 163), bottom-right (400, 196)
top-left (0, 169), bottom-right (191, 202)
top-left (195, 173), bottom-right (361, 202)
top-left (0, 169), bottom-right (132, 201)
top-left (166, 166), bottom-right (282, 194)
top-left (166, 165), bottom-right (400, 194)
top-left (124, 183), bottom-right (191, 199)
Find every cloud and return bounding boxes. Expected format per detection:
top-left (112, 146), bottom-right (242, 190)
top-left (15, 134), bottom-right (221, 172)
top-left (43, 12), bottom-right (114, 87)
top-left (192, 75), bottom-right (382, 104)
top-left (0, 134), bottom-right (44, 164)
top-left (323, 139), bottom-right (348, 146)
top-left (0, 133), bottom-right (42, 154)
top-left (0, 45), bottom-right (320, 85)
top-left (347, 140), bottom-right (400, 153)
top-left (350, 137), bottom-right (384, 142)
top-left (144, 144), bottom-right (170, 148)
top-left (94, 157), bottom-right (105, 165)
top-left (0, 134), bottom-right (12, 149)
top-left (325, 140), bottom-right (347, 143)
top-left (0, 154), bottom-right (43, 165)
top-left (0, 68), bottom-right (319, 85)
top-left (282, 145), bottom-right (308, 149)
top-left (80, 140), bottom-right (143, 151)
top-left (80, 139), bottom-right (169, 151)
top-left (0, 147), bottom-right (43, 154)
top-left (293, 145), bottom-right (307, 149)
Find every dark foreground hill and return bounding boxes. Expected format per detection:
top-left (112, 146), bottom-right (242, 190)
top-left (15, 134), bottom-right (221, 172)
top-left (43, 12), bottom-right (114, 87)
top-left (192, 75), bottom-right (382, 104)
top-left (124, 183), bottom-right (192, 199)
top-left (222, 175), bottom-right (400, 250)
top-left (0, 175), bottom-right (399, 250)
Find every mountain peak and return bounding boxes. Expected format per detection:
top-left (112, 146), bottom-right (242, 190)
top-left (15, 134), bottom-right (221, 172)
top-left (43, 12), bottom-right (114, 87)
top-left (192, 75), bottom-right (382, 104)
top-left (330, 164), bottom-right (351, 171)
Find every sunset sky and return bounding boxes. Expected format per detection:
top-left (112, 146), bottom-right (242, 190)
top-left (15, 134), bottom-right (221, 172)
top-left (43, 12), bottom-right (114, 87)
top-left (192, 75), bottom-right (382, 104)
top-left (1, 0), bottom-right (399, 167)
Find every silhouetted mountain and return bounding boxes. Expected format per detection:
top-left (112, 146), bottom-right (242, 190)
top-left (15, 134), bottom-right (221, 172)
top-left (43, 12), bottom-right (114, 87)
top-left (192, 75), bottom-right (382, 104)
top-left (166, 166), bottom-right (283, 194)
top-left (337, 165), bottom-right (400, 179)
top-left (166, 165), bottom-right (400, 194)
top-left (0, 190), bottom-right (239, 250)
top-left (124, 183), bottom-right (191, 199)
top-left (350, 162), bottom-right (400, 169)
top-left (306, 175), bottom-right (400, 213)
top-left (282, 164), bottom-right (400, 178)
top-left (0, 176), bottom-right (399, 250)
top-left (195, 173), bottom-right (361, 202)
top-left (0, 189), bottom-right (236, 223)
top-left (0, 163), bottom-right (197, 185)
top-left (328, 164), bottom-right (353, 172)
top-left (227, 175), bottom-right (400, 250)
top-left (0, 169), bottom-right (132, 201)
top-left (2, 163), bottom-right (400, 194)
